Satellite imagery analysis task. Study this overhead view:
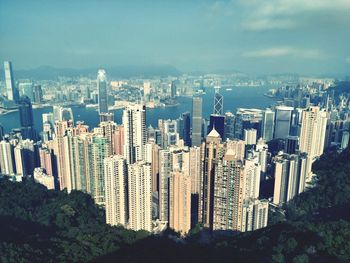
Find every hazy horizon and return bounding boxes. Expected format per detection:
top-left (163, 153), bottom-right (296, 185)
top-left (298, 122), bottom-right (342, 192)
top-left (1, 0), bottom-right (350, 76)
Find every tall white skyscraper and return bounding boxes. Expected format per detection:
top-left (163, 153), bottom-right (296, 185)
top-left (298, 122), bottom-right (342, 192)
top-left (123, 104), bottom-right (146, 164)
top-left (128, 162), bottom-right (152, 231)
top-left (97, 69), bottom-right (108, 114)
top-left (104, 155), bottom-right (128, 226)
top-left (4, 61), bottom-right (19, 102)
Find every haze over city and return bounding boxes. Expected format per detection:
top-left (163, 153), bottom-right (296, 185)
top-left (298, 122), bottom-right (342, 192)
top-left (1, 1), bottom-right (350, 262)
top-left (1, 0), bottom-right (350, 75)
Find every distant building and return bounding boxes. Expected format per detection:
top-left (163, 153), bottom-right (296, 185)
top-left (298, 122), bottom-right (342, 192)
top-left (97, 69), bottom-right (108, 114)
top-left (4, 61), bottom-right (19, 103)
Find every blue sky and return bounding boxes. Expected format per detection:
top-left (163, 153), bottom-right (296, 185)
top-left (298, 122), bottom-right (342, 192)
top-left (0, 0), bottom-right (350, 75)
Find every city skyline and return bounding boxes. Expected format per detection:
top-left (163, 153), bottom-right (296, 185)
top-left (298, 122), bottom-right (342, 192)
top-left (1, 0), bottom-right (350, 76)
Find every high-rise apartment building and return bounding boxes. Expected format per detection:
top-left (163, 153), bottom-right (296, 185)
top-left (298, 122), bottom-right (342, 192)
top-left (213, 149), bottom-right (244, 231)
top-left (123, 104), bottom-right (146, 164)
top-left (273, 153), bottom-right (308, 205)
top-left (192, 95), bottom-right (203, 146)
top-left (104, 155), bottom-right (128, 226)
top-left (299, 106), bottom-right (328, 160)
top-left (128, 162), bottom-right (152, 231)
top-left (169, 169), bottom-right (191, 235)
top-left (200, 127), bottom-right (224, 228)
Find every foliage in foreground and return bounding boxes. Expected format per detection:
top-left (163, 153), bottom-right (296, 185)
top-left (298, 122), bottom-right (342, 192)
top-left (1, 147), bottom-right (350, 262)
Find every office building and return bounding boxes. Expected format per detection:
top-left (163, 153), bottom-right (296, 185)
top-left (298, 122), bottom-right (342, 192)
top-left (213, 87), bottom-right (223, 115)
top-left (4, 61), bottom-right (19, 102)
top-left (208, 114), bottom-right (225, 139)
top-left (274, 106), bottom-right (293, 139)
top-left (262, 108), bottom-right (275, 142)
top-left (18, 96), bottom-right (36, 140)
top-left (97, 69), bottom-right (108, 114)
top-left (224, 111), bottom-right (235, 140)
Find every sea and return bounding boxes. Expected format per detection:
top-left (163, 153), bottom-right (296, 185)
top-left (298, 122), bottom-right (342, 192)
top-left (0, 86), bottom-right (274, 134)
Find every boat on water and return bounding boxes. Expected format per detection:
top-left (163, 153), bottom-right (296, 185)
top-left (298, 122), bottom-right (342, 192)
top-left (226, 88), bottom-right (232, 91)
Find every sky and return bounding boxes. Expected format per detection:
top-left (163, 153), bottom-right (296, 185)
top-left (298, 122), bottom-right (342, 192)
top-left (0, 0), bottom-right (350, 75)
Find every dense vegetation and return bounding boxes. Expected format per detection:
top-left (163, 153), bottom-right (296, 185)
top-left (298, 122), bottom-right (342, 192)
top-left (0, 182), bottom-right (148, 263)
top-left (1, 147), bottom-right (350, 262)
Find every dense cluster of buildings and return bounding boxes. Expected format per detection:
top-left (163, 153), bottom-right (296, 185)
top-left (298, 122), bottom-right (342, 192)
top-left (1, 62), bottom-right (349, 236)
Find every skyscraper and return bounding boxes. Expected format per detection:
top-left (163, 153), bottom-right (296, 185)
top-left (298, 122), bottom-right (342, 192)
top-left (123, 104), bottom-right (146, 164)
top-left (88, 135), bottom-right (111, 206)
top-left (18, 96), bottom-right (36, 140)
top-left (274, 106), bottom-right (294, 139)
top-left (213, 86), bottom-right (223, 115)
top-left (273, 153), bottom-right (308, 206)
top-left (208, 114), bottom-right (225, 139)
top-left (104, 155), bottom-right (128, 226)
top-left (262, 108), bottom-right (275, 142)
top-left (128, 162), bottom-right (152, 231)
top-left (169, 169), bottom-right (191, 235)
top-left (299, 106), bottom-right (328, 160)
top-left (192, 94), bottom-right (203, 146)
top-left (200, 127), bottom-right (223, 228)
top-left (213, 149), bottom-right (244, 231)
top-left (4, 61), bottom-right (19, 103)
top-left (178, 112), bottom-right (191, 146)
top-left (170, 80), bottom-right (177, 98)
top-left (97, 69), bottom-right (108, 114)
top-left (224, 111), bottom-right (235, 140)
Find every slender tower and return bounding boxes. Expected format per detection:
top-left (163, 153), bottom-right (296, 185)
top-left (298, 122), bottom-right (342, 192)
top-left (97, 69), bottom-right (108, 114)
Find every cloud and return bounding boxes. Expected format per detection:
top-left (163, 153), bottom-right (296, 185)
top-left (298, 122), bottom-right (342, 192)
top-left (242, 47), bottom-right (325, 59)
top-left (241, 0), bottom-right (350, 31)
